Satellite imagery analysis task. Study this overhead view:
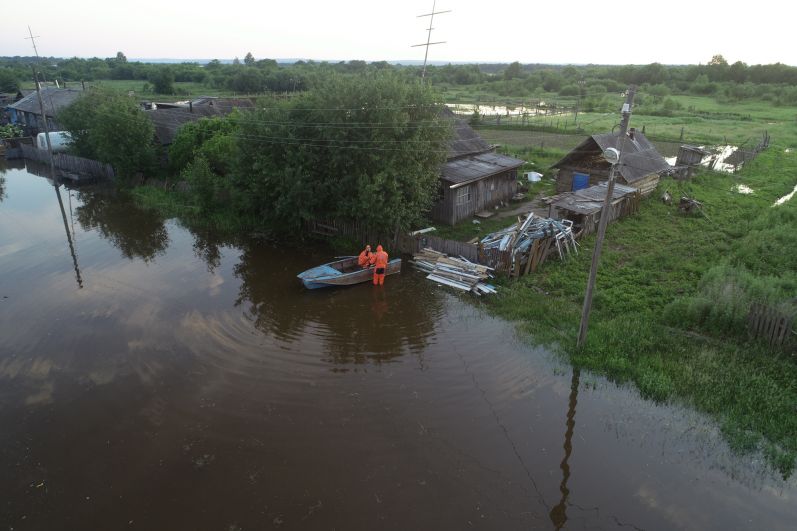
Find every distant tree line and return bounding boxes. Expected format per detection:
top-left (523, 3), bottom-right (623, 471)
top-left (3, 53), bottom-right (797, 105)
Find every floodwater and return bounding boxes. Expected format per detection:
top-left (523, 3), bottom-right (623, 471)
top-left (1, 160), bottom-right (795, 531)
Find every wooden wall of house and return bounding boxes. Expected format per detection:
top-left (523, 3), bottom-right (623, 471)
top-left (558, 165), bottom-right (660, 197)
top-left (622, 173), bottom-right (660, 196)
top-left (556, 166), bottom-right (610, 193)
top-left (431, 170), bottom-right (518, 225)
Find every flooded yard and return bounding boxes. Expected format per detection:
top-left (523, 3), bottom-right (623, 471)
top-left (1, 160), bottom-right (795, 530)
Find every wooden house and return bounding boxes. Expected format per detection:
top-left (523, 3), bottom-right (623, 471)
top-left (5, 87), bottom-right (83, 135)
top-left (552, 128), bottom-right (670, 196)
top-left (430, 108), bottom-right (525, 225)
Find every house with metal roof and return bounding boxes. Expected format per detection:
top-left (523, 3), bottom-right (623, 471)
top-left (430, 108), bottom-right (525, 225)
top-left (5, 87), bottom-right (83, 135)
top-left (552, 128), bottom-right (670, 196)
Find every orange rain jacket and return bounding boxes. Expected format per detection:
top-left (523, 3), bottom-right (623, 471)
top-left (372, 245), bottom-right (389, 269)
top-left (358, 247), bottom-right (373, 268)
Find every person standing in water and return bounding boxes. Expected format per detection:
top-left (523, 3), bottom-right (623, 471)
top-left (371, 245), bottom-right (389, 285)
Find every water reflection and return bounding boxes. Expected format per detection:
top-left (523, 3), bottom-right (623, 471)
top-left (55, 185), bottom-right (83, 288)
top-left (232, 242), bottom-right (443, 365)
top-left (550, 368), bottom-right (580, 529)
top-left (75, 188), bottom-right (169, 262)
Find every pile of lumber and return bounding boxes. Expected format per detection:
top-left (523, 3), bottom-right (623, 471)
top-left (411, 248), bottom-right (497, 295)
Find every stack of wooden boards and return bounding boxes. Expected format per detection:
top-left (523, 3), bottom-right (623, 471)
top-left (410, 248), bottom-right (497, 295)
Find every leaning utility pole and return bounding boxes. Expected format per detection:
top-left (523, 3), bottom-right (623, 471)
top-left (26, 27), bottom-right (57, 182)
top-left (576, 86), bottom-right (636, 348)
top-left (412, 0), bottom-right (451, 81)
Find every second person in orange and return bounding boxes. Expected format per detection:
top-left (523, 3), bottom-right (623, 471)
top-left (370, 245), bottom-right (389, 285)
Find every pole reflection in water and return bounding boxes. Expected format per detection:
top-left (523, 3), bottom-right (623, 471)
top-left (54, 184), bottom-right (83, 289)
top-left (550, 367), bottom-right (580, 529)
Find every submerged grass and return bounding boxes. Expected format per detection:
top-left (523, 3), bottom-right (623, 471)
top-left (130, 186), bottom-right (262, 235)
top-left (489, 147), bottom-right (797, 477)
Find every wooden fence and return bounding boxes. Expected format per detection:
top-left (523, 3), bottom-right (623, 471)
top-left (20, 144), bottom-right (115, 180)
top-left (747, 303), bottom-right (795, 349)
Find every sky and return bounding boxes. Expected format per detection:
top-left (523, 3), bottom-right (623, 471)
top-left (2, 0), bottom-right (795, 66)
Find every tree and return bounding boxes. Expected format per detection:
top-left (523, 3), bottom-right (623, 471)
top-left (115, 51), bottom-right (128, 63)
top-left (232, 57), bottom-right (241, 65)
top-left (234, 72), bottom-right (452, 234)
top-left (58, 90), bottom-right (156, 179)
top-left (169, 115), bottom-right (239, 175)
top-left (244, 52), bottom-right (255, 66)
top-left (148, 67), bottom-right (175, 94)
top-left (0, 68), bottom-right (19, 92)
top-left (504, 61), bottom-right (523, 80)
top-left (708, 54), bottom-right (728, 66)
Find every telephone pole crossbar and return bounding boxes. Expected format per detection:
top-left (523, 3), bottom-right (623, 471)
top-left (412, 1), bottom-right (451, 80)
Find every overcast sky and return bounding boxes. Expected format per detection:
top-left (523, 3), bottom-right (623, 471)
top-left (2, 0), bottom-right (795, 66)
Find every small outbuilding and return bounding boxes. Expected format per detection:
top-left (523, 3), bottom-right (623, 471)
top-left (552, 128), bottom-right (670, 196)
top-left (548, 182), bottom-right (640, 237)
top-left (430, 108), bottom-right (525, 225)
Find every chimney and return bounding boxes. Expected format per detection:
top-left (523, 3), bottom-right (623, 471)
top-left (629, 127), bottom-right (636, 140)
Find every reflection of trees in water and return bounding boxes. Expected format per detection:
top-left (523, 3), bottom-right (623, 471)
top-left (232, 242), bottom-right (441, 367)
top-left (75, 188), bottom-right (169, 262)
top-left (0, 176), bottom-right (5, 203)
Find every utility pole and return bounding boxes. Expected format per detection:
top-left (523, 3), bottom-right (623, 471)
top-left (576, 85), bottom-right (636, 348)
top-left (412, 0), bottom-right (451, 81)
top-left (26, 27), bottom-right (57, 183)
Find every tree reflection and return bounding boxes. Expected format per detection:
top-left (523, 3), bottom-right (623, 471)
top-left (0, 176), bottom-right (5, 203)
top-left (75, 188), bottom-right (169, 262)
top-left (232, 241), bottom-right (441, 367)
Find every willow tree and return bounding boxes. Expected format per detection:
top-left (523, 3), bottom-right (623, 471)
top-left (234, 72), bottom-right (451, 234)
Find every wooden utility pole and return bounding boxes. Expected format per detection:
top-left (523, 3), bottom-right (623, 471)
top-left (576, 86), bottom-right (636, 348)
top-left (26, 27), bottom-right (57, 182)
top-left (31, 64), bottom-right (57, 181)
top-left (412, 0), bottom-right (451, 81)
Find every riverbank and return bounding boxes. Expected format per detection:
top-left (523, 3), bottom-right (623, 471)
top-left (486, 147), bottom-right (797, 476)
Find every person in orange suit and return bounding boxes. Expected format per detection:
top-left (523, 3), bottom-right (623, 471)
top-left (371, 244), bottom-right (389, 285)
top-left (357, 244), bottom-right (373, 268)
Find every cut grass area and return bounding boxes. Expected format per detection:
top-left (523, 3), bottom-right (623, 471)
top-left (487, 148), bottom-right (797, 477)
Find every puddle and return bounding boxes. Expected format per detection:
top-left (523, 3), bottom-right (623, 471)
top-left (773, 183), bottom-right (797, 206)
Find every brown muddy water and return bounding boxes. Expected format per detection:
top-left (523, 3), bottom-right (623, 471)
top-left (0, 160), bottom-right (795, 530)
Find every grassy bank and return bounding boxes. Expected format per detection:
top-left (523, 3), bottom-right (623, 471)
top-left (487, 148), bottom-right (797, 477)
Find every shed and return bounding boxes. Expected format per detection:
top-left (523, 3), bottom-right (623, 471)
top-left (430, 108), bottom-right (525, 225)
top-left (548, 182), bottom-right (640, 237)
top-left (552, 128), bottom-right (669, 196)
top-left (5, 87), bottom-right (83, 135)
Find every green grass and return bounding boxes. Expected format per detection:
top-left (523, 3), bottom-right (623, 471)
top-left (446, 91), bottom-right (797, 148)
top-left (486, 148), bottom-right (797, 477)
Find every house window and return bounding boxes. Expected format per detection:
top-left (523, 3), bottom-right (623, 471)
top-left (456, 185), bottom-right (471, 206)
